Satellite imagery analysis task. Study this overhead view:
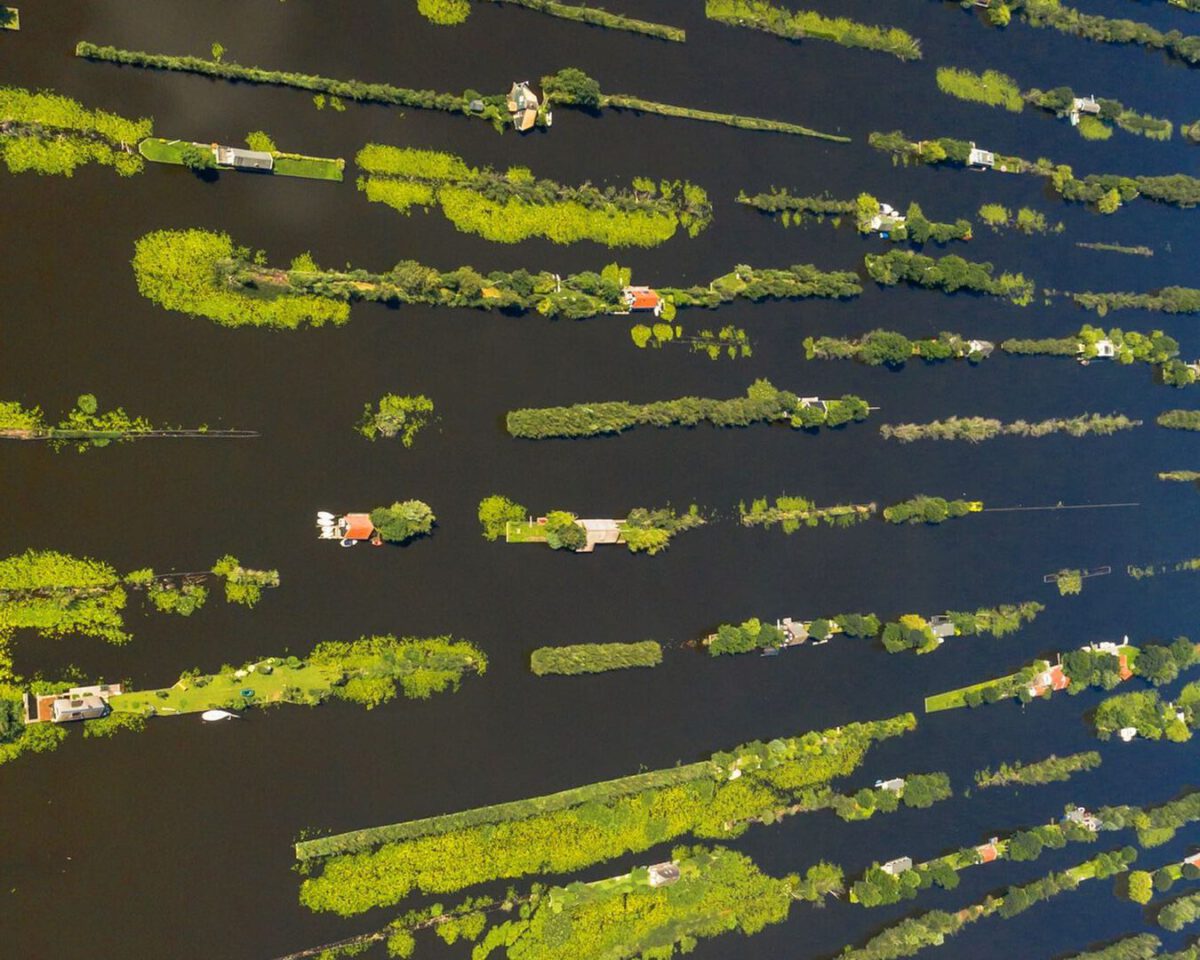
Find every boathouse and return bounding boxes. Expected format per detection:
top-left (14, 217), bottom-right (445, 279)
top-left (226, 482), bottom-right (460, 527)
top-left (507, 81), bottom-right (540, 132)
top-left (214, 145), bottom-right (275, 171)
top-left (880, 857), bottom-right (913, 876)
top-left (929, 616), bottom-right (956, 641)
top-left (1069, 95), bottom-right (1102, 126)
top-left (578, 519), bottom-right (622, 552)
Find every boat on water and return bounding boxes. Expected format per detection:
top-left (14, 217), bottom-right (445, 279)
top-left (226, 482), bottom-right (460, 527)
top-left (201, 709), bottom-right (239, 722)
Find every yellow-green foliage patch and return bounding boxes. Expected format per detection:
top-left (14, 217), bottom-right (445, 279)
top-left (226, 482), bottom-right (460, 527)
top-left (132, 229), bottom-right (350, 329)
top-left (935, 67), bottom-right (1024, 112)
top-left (417, 0), bottom-right (471, 23)
top-left (356, 143), bottom-right (709, 247)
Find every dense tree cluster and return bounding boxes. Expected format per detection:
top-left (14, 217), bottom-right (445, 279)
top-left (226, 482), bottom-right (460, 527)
top-left (739, 495), bottom-right (876, 532)
top-left (883, 495), bottom-right (974, 524)
top-left (865, 249), bottom-right (1034, 305)
top-left (506, 380), bottom-right (871, 439)
top-left (530, 641), bottom-right (663, 676)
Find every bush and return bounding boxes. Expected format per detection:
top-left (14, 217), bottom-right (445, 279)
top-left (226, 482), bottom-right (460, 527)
top-left (530, 641), bottom-right (663, 675)
top-left (370, 501), bottom-right (435, 543)
top-left (478, 495), bottom-right (526, 541)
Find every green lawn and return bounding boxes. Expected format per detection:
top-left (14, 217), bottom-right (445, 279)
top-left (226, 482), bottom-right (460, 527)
top-left (924, 668), bottom-right (1034, 713)
top-left (506, 520), bottom-right (549, 543)
top-left (138, 138), bottom-right (344, 181)
top-left (274, 155), bottom-right (344, 181)
top-left (108, 656), bottom-right (339, 716)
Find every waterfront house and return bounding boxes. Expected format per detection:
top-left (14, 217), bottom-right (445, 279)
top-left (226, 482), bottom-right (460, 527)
top-left (622, 286), bottom-right (663, 316)
top-left (648, 862), bottom-right (682, 887)
top-left (881, 857), bottom-right (913, 876)
top-left (875, 778), bottom-right (906, 793)
top-left (507, 81), bottom-right (540, 132)
top-left (341, 513), bottom-right (375, 541)
top-left (1063, 806), bottom-right (1102, 832)
top-left (967, 339), bottom-right (995, 358)
top-left (1185, 852), bottom-right (1200, 869)
top-left (976, 838), bottom-right (1000, 863)
top-left (779, 618), bottom-right (809, 645)
top-left (468, 99), bottom-right (485, 114)
top-left (214, 145), bottom-right (275, 171)
top-left (52, 694), bottom-right (108, 723)
top-left (28, 683), bottom-right (124, 724)
top-left (1069, 95), bottom-right (1102, 126)
top-left (1028, 663), bottom-right (1069, 697)
top-left (578, 519), bottom-right (623, 552)
top-left (929, 616), bottom-right (956, 640)
top-left (967, 142), bottom-right (995, 168)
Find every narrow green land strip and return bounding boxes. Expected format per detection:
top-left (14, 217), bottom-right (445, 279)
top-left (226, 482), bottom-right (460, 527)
top-left (485, 0), bottom-right (685, 41)
top-left (108, 636), bottom-right (487, 717)
top-left (600, 92), bottom-right (849, 141)
top-left (139, 138), bottom-right (343, 180)
top-left (705, 0), bottom-right (922, 61)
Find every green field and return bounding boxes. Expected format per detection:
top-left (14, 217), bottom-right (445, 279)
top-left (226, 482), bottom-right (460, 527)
top-left (138, 138), bottom-right (344, 181)
top-left (109, 656), bottom-right (339, 715)
top-left (505, 520), bottom-right (550, 543)
top-left (923, 668), bottom-right (1033, 713)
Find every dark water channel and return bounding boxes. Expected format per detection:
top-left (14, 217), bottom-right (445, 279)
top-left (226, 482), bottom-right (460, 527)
top-left (3, 1), bottom-right (1200, 957)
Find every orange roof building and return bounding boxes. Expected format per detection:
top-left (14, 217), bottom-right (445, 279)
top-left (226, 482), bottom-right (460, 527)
top-left (623, 286), bottom-right (663, 316)
top-left (1118, 653), bottom-right (1134, 681)
top-left (976, 839), bottom-right (999, 864)
top-left (342, 513), bottom-right (375, 540)
top-left (1029, 663), bottom-right (1070, 697)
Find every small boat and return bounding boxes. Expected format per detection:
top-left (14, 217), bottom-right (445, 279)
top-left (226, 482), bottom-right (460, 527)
top-left (201, 709), bottom-right (239, 722)
top-left (317, 511), bottom-right (336, 521)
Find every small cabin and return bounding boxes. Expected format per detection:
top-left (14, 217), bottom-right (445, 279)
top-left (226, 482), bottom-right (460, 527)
top-left (967, 339), bottom-right (995, 358)
top-left (623, 286), bottom-right (663, 316)
top-left (341, 514), bottom-right (375, 541)
top-left (875, 777), bottom-right (906, 794)
top-left (507, 81), bottom-right (540, 132)
top-left (880, 857), bottom-right (913, 876)
top-left (578, 519), bottom-right (622, 552)
top-left (967, 142), bottom-right (995, 168)
top-left (214, 145), bottom-right (275, 171)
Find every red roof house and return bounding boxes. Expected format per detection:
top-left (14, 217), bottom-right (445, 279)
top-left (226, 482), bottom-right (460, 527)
top-left (342, 513), bottom-right (375, 540)
top-left (976, 840), bottom-right (999, 864)
top-left (1118, 653), bottom-right (1134, 681)
top-left (623, 286), bottom-right (663, 315)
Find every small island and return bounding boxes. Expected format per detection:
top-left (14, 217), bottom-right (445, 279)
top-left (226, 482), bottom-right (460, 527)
top-left (530, 641), bottom-right (663, 675)
top-left (506, 380), bottom-right (871, 439)
top-left (501, 500), bottom-right (704, 554)
top-left (139, 130), bottom-right (344, 180)
top-left (0, 394), bottom-right (256, 448)
top-left (356, 143), bottom-right (711, 246)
